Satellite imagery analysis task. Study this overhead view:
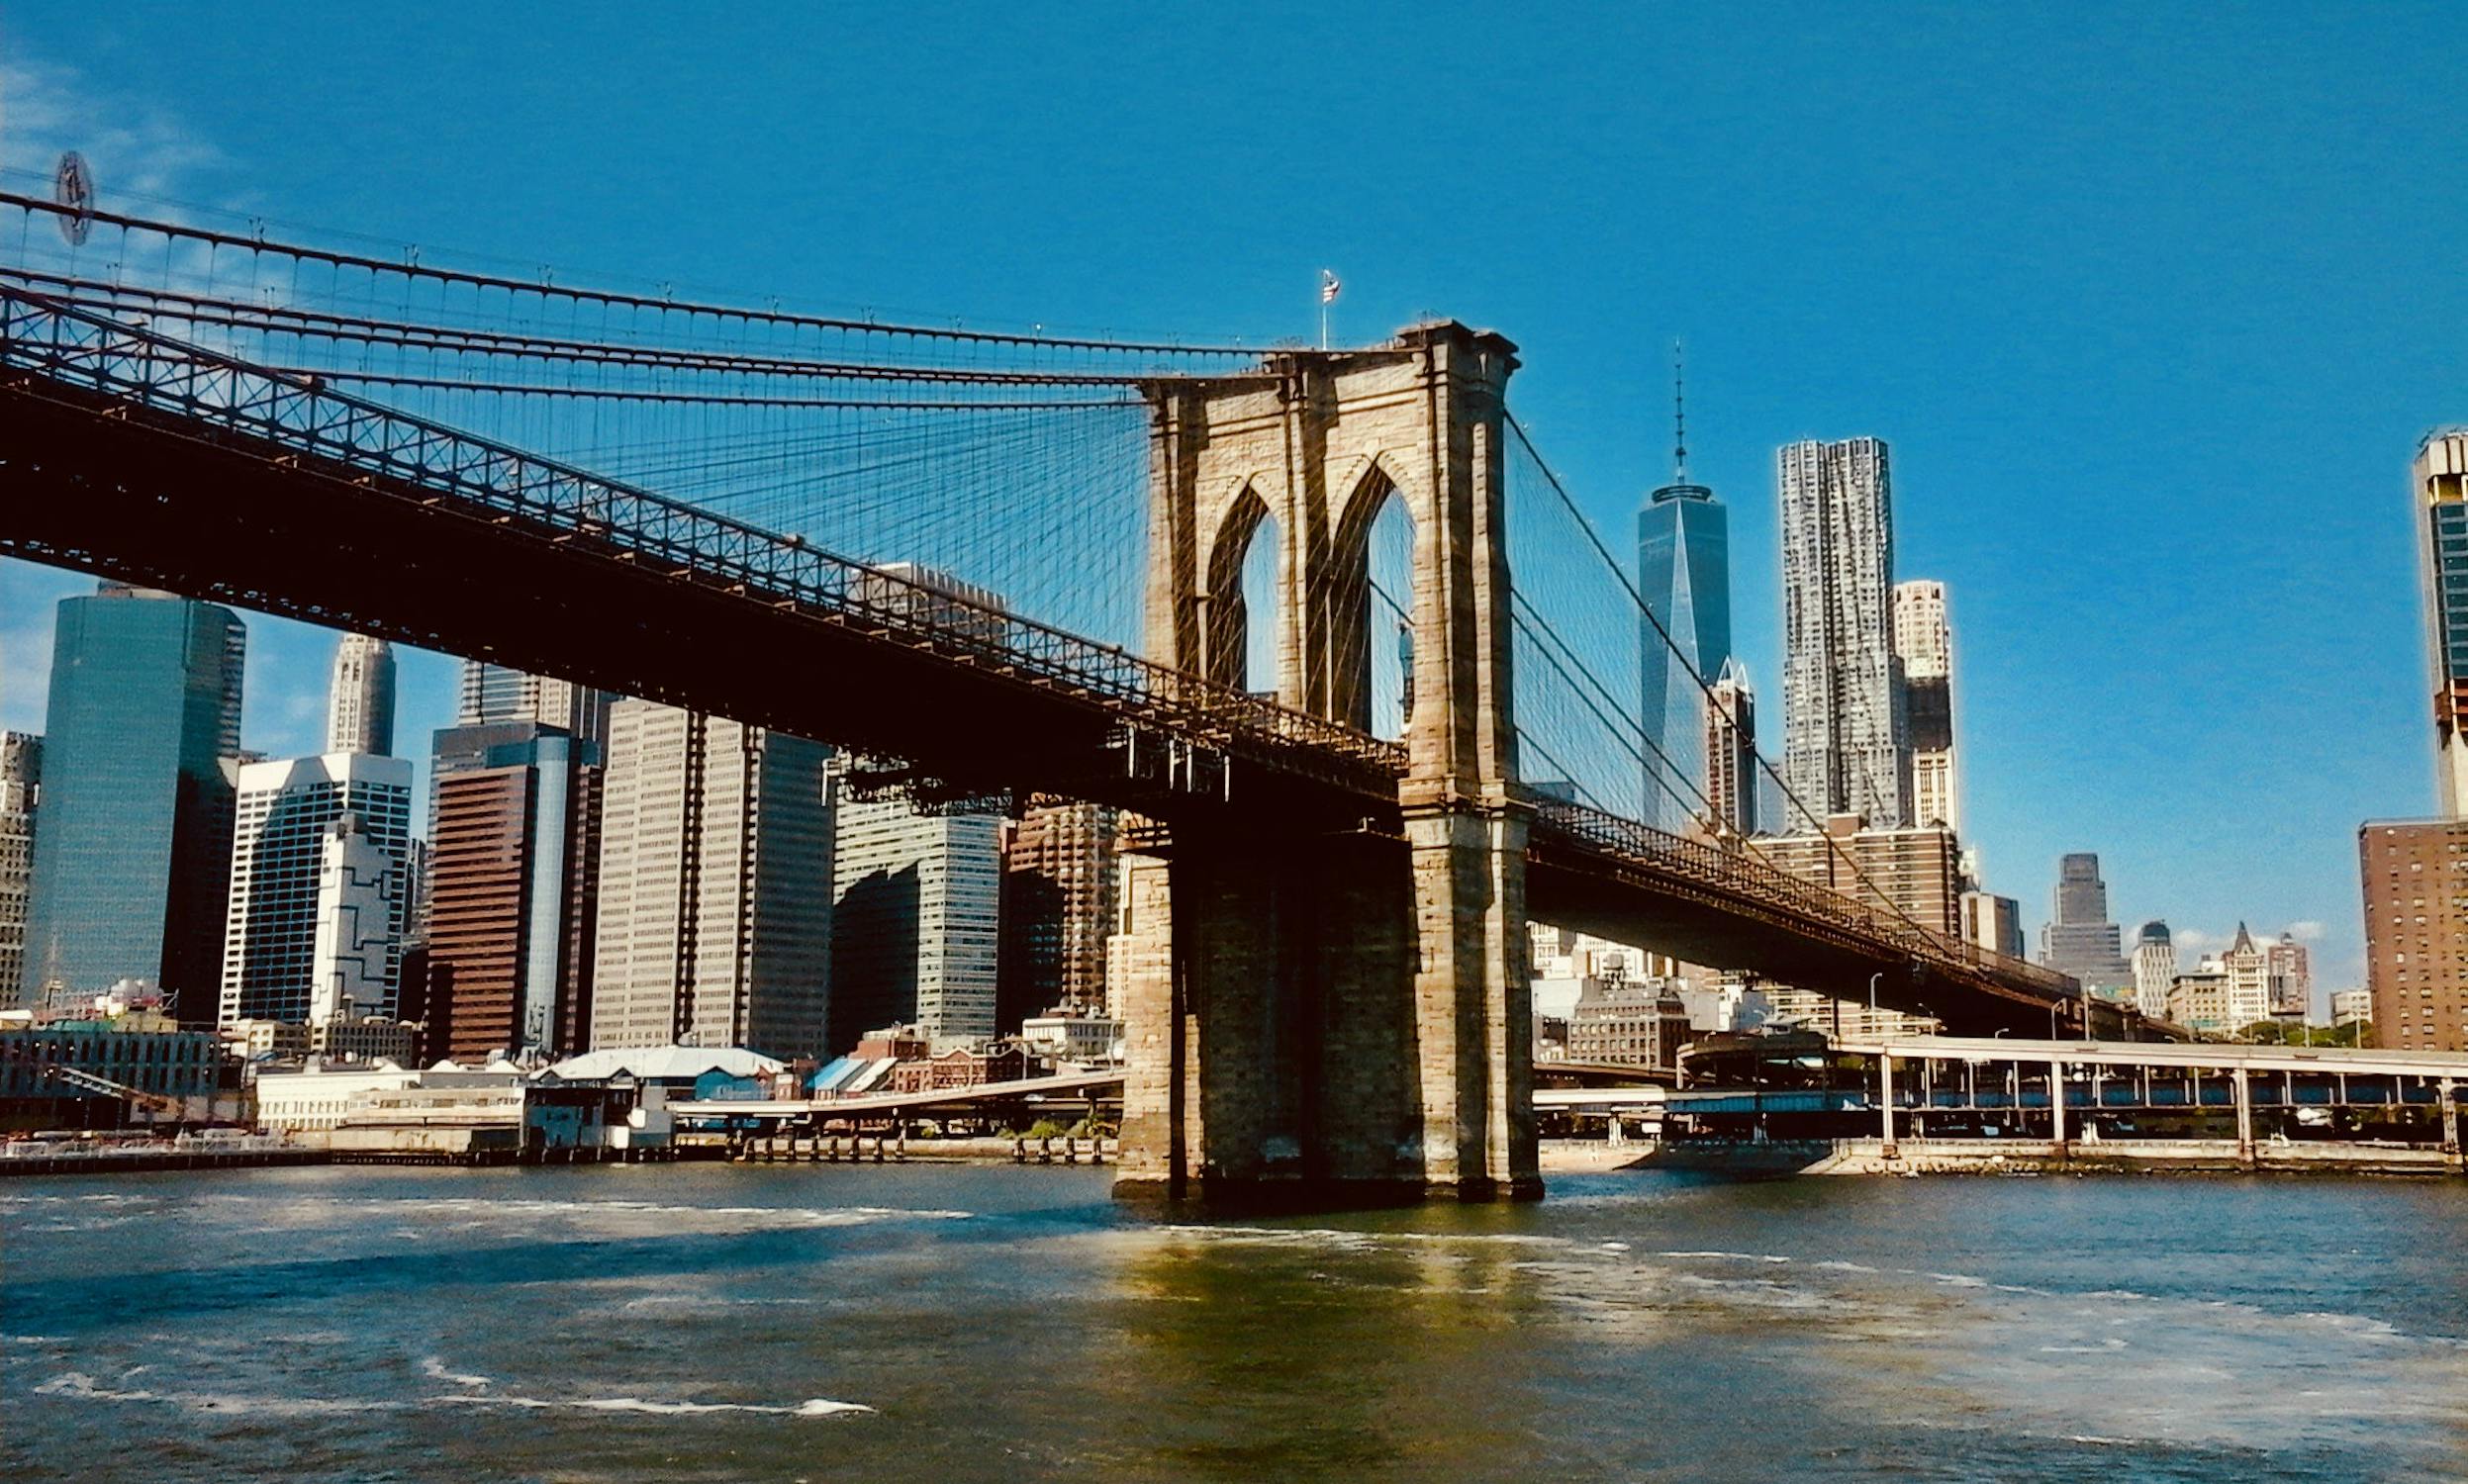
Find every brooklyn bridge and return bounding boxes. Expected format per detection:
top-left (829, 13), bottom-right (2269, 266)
top-left (0, 189), bottom-right (2166, 1202)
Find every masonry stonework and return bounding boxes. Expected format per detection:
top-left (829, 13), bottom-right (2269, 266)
top-left (1117, 323), bottom-right (1538, 1203)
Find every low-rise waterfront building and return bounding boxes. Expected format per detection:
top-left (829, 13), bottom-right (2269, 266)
top-left (2167, 967), bottom-right (2231, 1033)
top-left (252, 1061), bottom-right (433, 1135)
top-left (886, 1043), bottom-right (1030, 1093)
top-left (1018, 1010), bottom-right (1123, 1067)
top-left (0, 1017), bottom-right (226, 1116)
top-left (1566, 976), bottom-right (1695, 1068)
top-left (328, 1081), bottom-right (632, 1159)
top-left (223, 1018), bottom-right (311, 1064)
top-left (311, 1017), bottom-right (419, 1065)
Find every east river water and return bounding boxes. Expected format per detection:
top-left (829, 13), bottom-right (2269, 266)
top-left (4, 1163), bottom-right (2466, 1482)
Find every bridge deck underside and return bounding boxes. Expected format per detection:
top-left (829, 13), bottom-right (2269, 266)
top-left (0, 380), bottom-right (1395, 837)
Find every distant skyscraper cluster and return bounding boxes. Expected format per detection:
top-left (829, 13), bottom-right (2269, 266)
top-left (1622, 378), bottom-right (2002, 1040)
top-left (8, 555), bottom-right (1121, 1069)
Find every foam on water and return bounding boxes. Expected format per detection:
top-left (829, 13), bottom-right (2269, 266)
top-left (421, 1356), bottom-right (492, 1388)
top-left (36, 1371), bottom-right (871, 1422)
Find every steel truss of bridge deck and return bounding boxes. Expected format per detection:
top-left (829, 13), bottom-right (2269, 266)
top-left (1527, 797), bottom-right (2089, 1014)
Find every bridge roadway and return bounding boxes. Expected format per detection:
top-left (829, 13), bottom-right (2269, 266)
top-left (0, 284), bottom-right (2127, 1037)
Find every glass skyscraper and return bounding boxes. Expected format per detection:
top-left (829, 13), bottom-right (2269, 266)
top-left (19, 584), bottom-right (245, 1018)
top-left (1637, 379), bottom-right (1731, 829)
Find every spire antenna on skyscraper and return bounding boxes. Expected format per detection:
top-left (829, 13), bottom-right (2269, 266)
top-left (1671, 339), bottom-right (1687, 485)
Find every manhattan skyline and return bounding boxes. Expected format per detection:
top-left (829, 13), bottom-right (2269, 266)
top-left (3, 5), bottom-right (2460, 991)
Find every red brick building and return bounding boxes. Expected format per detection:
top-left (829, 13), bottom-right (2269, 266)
top-left (2359, 817), bottom-right (2468, 1052)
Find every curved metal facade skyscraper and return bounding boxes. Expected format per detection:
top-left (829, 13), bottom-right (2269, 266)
top-left (1778, 437), bottom-right (1909, 829)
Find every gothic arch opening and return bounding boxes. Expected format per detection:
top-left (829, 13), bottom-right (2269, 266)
top-left (1328, 464), bottom-right (1417, 739)
top-left (1204, 486), bottom-right (1282, 697)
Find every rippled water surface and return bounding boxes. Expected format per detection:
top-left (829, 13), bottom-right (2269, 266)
top-left (5, 1163), bottom-right (2466, 1481)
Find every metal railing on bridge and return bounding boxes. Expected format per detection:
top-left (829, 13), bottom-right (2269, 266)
top-left (0, 285), bottom-right (1406, 795)
top-left (1526, 796), bottom-right (2080, 1003)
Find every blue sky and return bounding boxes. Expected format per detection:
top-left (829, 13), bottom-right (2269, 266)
top-left (3, 4), bottom-right (2460, 996)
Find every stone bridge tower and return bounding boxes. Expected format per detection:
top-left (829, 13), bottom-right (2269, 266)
top-left (1115, 322), bottom-right (1538, 1203)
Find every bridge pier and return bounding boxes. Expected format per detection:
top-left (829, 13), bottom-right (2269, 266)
top-left (1117, 323), bottom-right (1536, 1208)
top-left (1113, 820), bottom-right (1537, 1205)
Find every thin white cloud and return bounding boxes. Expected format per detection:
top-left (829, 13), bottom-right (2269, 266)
top-left (1, 53), bottom-right (226, 200)
top-left (2282, 920), bottom-right (2326, 943)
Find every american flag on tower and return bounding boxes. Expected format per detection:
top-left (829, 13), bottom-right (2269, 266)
top-left (1320, 270), bottom-right (1342, 304)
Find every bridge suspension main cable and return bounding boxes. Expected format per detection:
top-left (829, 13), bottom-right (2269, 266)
top-left (0, 184), bottom-right (1283, 363)
top-left (0, 185), bottom-right (1272, 654)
